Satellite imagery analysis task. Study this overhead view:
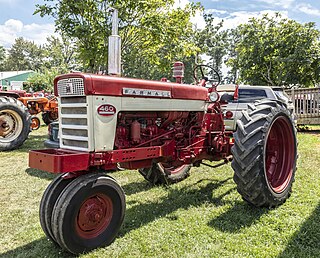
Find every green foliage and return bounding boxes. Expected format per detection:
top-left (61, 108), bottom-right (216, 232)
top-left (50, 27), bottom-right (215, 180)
top-left (227, 14), bottom-right (320, 87)
top-left (224, 28), bottom-right (241, 84)
top-left (1, 35), bottom-right (78, 91)
top-left (0, 46), bottom-right (5, 71)
top-left (35, 0), bottom-right (202, 80)
top-left (42, 35), bottom-right (79, 71)
top-left (25, 67), bottom-right (69, 92)
top-left (197, 14), bottom-right (228, 80)
top-left (3, 37), bottom-right (44, 71)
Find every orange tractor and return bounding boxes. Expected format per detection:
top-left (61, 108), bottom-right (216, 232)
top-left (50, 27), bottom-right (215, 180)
top-left (18, 95), bottom-right (58, 130)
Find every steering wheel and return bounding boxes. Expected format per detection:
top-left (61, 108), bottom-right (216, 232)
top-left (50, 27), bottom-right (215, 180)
top-left (193, 64), bottom-right (221, 88)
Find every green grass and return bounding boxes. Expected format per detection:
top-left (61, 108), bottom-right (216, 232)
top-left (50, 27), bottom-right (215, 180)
top-left (0, 126), bottom-right (320, 258)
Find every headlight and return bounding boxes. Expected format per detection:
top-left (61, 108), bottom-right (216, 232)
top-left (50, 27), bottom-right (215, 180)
top-left (209, 91), bottom-right (219, 102)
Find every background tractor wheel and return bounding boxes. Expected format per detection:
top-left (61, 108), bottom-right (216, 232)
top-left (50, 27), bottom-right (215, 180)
top-left (30, 116), bottom-right (41, 130)
top-left (42, 111), bottom-right (58, 125)
top-left (139, 163), bottom-right (191, 185)
top-left (0, 97), bottom-right (31, 151)
top-left (231, 100), bottom-right (297, 207)
top-left (50, 173), bottom-right (126, 255)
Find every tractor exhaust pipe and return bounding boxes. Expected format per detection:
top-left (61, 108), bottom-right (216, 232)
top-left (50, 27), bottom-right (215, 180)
top-left (108, 9), bottom-right (121, 76)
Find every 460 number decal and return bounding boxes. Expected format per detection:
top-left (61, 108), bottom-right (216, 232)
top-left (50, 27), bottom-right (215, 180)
top-left (97, 104), bottom-right (116, 116)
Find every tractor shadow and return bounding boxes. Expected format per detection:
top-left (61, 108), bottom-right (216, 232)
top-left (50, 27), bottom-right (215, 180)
top-left (0, 237), bottom-right (74, 258)
top-left (277, 203), bottom-right (320, 258)
top-left (13, 132), bottom-right (48, 153)
top-left (25, 168), bottom-right (56, 180)
top-left (208, 201), bottom-right (268, 233)
top-left (119, 177), bottom-right (268, 237)
top-left (121, 180), bottom-right (154, 196)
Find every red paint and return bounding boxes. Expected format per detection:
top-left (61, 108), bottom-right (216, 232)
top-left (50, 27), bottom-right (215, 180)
top-left (131, 120), bottom-right (141, 143)
top-left (29, 149), bottom-right (90, 173)
top-left (31, 74), bottom-right (234, 176)
top-left (97, 104), bottom-right (116, 116)
top-left (54, 73), bottom-right (208, 100)
top-left (173, 61), bottom-right (184, 84)
top-left (29, 101), bottom-right (233, 175)
top-left (225, 111), bottom-right (233, 119)
top-left (234, 85), bottom-right (239, 100)
top-left (75, 194), bottom-right (113, 239)
top-left (265, 116), bottom-right (295, 193)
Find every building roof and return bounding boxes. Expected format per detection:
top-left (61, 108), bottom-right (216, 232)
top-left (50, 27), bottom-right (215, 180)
top-left (0, 71), bottom-right (34, 80)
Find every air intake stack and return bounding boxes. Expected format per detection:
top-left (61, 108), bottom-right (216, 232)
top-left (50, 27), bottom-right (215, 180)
top-left (108, 9), bottom-right (121, 76)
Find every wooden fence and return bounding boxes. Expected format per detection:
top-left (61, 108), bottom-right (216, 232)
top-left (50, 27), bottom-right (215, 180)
top-left (285, 88), bottom-right (320, 125)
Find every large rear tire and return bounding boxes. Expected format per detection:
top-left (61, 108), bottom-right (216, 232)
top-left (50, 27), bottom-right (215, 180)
top-left (0, 97), bottom-right (31, 151)
top-left (231, 100), bottom-right (297, 207)
top-left (51, 173), bottom-right (126, 254)
top-left (138, 163), bottom-right (191, 185)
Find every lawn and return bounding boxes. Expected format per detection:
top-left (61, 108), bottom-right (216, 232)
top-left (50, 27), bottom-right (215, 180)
top-left (0, 126), bottom-right (320, 258)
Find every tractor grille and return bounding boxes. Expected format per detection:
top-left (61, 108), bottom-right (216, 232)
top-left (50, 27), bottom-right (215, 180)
top-left (57, 78), bottom-right (85, 96)
top-left (59, 96), bottom-right (89, 151)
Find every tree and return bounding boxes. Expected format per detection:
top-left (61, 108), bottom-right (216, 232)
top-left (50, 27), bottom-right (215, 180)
top-left (4, 37), bottom-right (45, 71)
top-left (224, 28), bottom-right (240, 84)
top-left (197, 14), bottom-right (227, 80)
top-left (0, 46), bottom-right (6, 71)
top-left (227, 14), bottom-right (320, 87)
top-left (42, 35), bottom-right (79, 71)
top-left (25, 66), bottom-right (69, 92)
top-left (35, 0), bottom-right (201, 80)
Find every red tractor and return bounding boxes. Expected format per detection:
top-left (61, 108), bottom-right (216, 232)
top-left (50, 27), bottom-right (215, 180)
top-left (28, 9), bottom-right (297, 254)
top-left (29, 63), bottom-right (297, 254)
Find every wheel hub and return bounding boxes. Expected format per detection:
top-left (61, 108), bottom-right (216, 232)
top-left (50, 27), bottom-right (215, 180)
top-left (0, 114), bottom-right (14, 137)
top-left (265, 116), bottom-right (295, 193)
top-left (76, 194), bottom-right (113, 238)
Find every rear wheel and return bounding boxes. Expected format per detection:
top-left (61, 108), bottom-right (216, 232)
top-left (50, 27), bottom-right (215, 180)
top-left (0, 97), bottom-right (31, 151)
top-left (139, 163), bottom-right (191, 185)
top-left (231, 100), bottom-right (297, 207)
top-left (51, 173), bottom-right (126, 254)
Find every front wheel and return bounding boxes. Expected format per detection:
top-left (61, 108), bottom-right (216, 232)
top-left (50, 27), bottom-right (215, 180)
top-left (231, 100), bottom-right (297, 207)
top-left (138, 163), bottom-right (191, 185)
top-left (50, 173), bottom-right (126, 254)
top-left (39, 174), bottom-right (75, 244)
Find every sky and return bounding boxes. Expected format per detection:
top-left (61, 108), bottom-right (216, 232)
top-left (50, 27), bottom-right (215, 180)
top-left (0, 0), bottom-right (320, 48)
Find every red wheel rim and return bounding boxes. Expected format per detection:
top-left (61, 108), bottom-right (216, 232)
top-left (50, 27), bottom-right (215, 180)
top-left (265, 116), bottom-right (295, 193)
top-left (31, 118), bottom-right (40, 130)
top-left (75, 194), bottom-right (113, 239)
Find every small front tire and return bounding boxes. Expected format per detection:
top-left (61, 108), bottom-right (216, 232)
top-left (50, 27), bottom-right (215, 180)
top-left (39, 174), bottom-right (74, 243)
top-left (51, 173), bottom-right (126, 254)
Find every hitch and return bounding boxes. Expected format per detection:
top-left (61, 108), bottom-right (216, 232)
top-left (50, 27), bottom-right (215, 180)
top-left (200, 155), bottom-right (233, 168)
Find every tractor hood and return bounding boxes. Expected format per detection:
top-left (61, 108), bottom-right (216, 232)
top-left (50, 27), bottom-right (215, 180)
top-left (54, 73), bottom-right (208, 101)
